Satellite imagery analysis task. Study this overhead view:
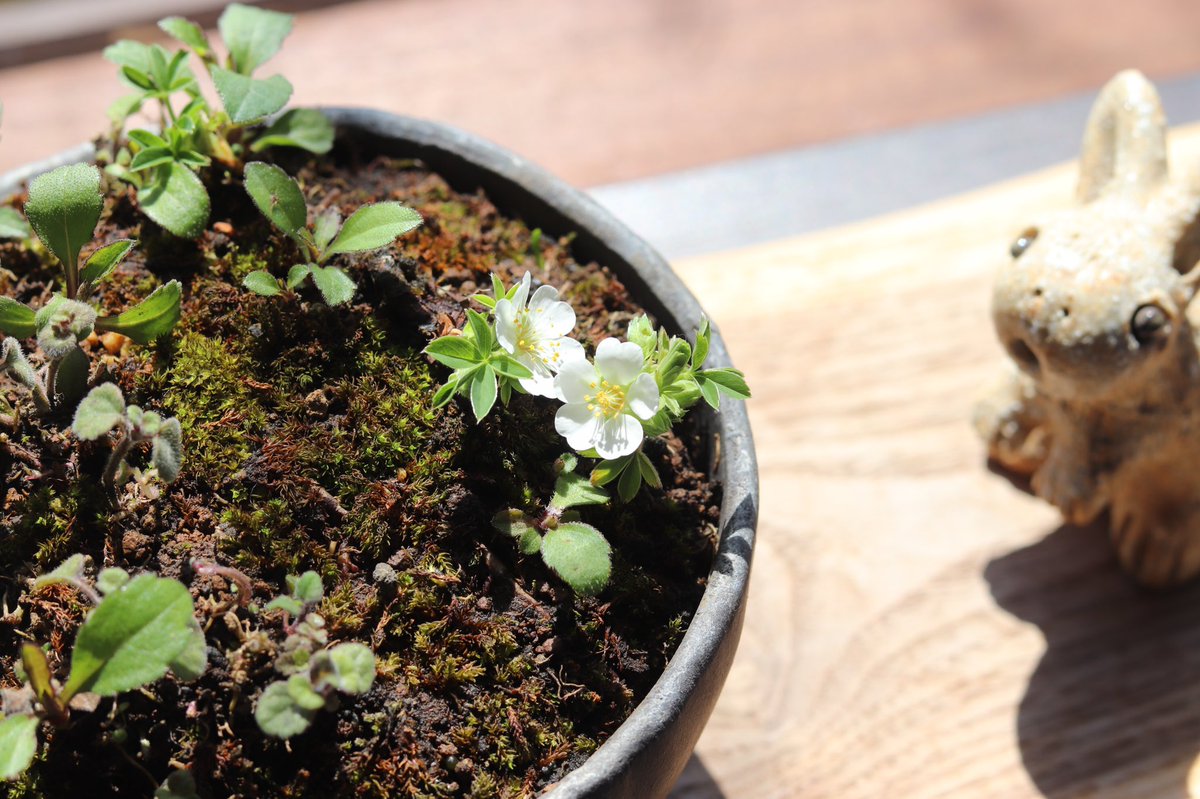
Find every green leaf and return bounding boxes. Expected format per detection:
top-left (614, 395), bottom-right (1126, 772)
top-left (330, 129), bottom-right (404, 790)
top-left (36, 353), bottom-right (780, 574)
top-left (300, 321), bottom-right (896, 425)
top-left (325, 203), bottom-right (422, 257)
top-left (590, 454), bottom-right (633, 487)
top-left (243, 162), bottom-right (307, 235)
top-left (465, 309), bottom-right (494, 352)
top-left (25, 163), bottom-right (102, 274)
top-left (470, 365), bottom-right (497, 420)
top-left (97, 280), bottom-right (182, 343)
top-left (129, 147), bottom-right (176, 172)
top-left (104, 39), bottom-right (154, 72)
top-left (699, 378), bottom-right (720, 410)
top-left (20, 644), bottom-right (56, 709)
top-left (627, 314), bottom-right (656, 359)
top-left (32, 554), bottom-right (87, 591)
top-left (0, 207), bottom-right (29, 239)
top-left (167, 617), bottom-right (208, 682)
top-left (159, 17), bottom-right (210, 56)
top-left (540, 522), bottom-right (612, 596)
top-left (251, 109), bottom-right (335, 155)
top-left (155, 769), bottom-right (201, 799)
top-left (430, 377), bottom-right (459, 408)
top-left (491, 355), bottom-right (533, 380)
top-left (324, 642), bottom-right (375, 694)
top-left (286, 674), bottom-right (326, 710)
top-left (128, 129), bottom-right (168, 150)
top-left (0, 714), bottom-right (38, 780)
top-left (700, 367), bottom-right (751, 400)
top-left (637, 450), bottom-right (662, 490)
top-left (62, 574), bottom-right (196, 700)
top-left (139, 163), bottom-right (210, 238)
top-left (0, 298), bottom-right (35, 338)
top-left (96, 567), bottom-right (131, 595)
top-left (243, 270), bottom-right (281, 296)
top-left (72, 383), bottom-right (126, 441)
top-left (0, 338), bottom-right (39, 398)
top-left (692, 317), bottom-right (711, 368)
top-left (311, 209), bottom-right (341, 253)
top-left (308, 265), bottom-right (356, 306)
top-left (107, 94), bottom-right (145, 124)
top-left (264, 595), bottom-right (304, 617)
top-left (80, 239), bottom-right (137, 288)
top-left (255, 680), bottom-right (315, 739)
top-left (152, 417), bottom-right (183, 483)
top-left (286, 263), bottom-right (313, 289)
top-left (219, 3), bottom-right (294, 75)
top-left (211, 67), bottom-right (293, 123)
top-left (658, 337), bottom-right (692, 385)
top-left (425, 336), bottom-right (481, 369)
top-left (550, 470), bottom-right (609, 511)
top-left (617, 455), bottom-right (644, 502)
top-left (288, 571), bottom-right (323, 605)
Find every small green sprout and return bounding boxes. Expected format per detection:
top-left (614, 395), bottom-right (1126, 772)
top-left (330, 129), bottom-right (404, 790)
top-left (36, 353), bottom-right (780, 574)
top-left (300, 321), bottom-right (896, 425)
top-left (1, 558), bottom-right (205, 781)
top-left (254, 571), bottom-right (377, 738)
top-left (103, 4), bottom-right (334, 237)
top-left (240, 161), bottom-right (423, 305)
top-left (73, 383), bottom-right (183, 493)
top-left (492, 453), bottom-right (612, 595)
top-left (0, 164), bottom-right (181, 411)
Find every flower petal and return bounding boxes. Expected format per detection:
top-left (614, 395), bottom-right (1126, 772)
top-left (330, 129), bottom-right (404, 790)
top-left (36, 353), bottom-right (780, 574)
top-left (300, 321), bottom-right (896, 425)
top-left (626, 373), bottom-right (660, 419)
top-left (595, 338), bottom-right (644, 386)
top-left (593, 414), bottom-right (643, 459)
top-left (528, 286), bottom-right (575, 335)
top-left (555, 403), bottom-right (601, 452)
top-left (541, 335), bottom-right (584, 373)
top-left (519, 372), bottom-right (559, 398)
top-left (554, 358), bottom-right (599, 404)
top-left (511, 271), bottom-right (532, 309)
top-left (495, 299), bottom-right (518, 352)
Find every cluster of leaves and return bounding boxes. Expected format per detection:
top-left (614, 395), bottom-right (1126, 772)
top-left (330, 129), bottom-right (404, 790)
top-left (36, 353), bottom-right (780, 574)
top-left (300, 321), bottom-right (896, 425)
top-left (240, 162), bottom-right (423, 305)
top-left (254, 572), bottom-right (377, 738)
top-left (424, 276), bottom-right (536, 416)
top-left (73, 383), bottom-right (183, 493)
top-left (595, 314), bottom-right (749, 499)
top-left (0, 556), bottom-right (205, 781)
top-left (0, 163), bottom-right (180, 414)
top-left (103, 3), bottom-right (334, 237)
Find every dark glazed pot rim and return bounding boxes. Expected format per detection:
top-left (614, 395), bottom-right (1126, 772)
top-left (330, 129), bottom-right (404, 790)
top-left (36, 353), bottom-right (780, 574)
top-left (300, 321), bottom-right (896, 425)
top-left (0, 109), bottom-right (759, 799)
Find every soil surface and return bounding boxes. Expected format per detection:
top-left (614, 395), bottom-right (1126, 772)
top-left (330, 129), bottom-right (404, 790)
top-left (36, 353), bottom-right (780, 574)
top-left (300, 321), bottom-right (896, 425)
top-left (0, 138), bottom-right (720, 798)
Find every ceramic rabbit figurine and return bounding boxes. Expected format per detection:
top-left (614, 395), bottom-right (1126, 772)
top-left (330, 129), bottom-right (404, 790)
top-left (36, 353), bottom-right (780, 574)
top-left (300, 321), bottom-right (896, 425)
top-left (976, 69), bottom-right (1200, 588)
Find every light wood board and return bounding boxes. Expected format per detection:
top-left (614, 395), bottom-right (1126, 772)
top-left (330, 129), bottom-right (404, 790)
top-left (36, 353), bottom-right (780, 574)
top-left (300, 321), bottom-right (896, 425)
top-left (669, 122), bottom-right (1200, 799)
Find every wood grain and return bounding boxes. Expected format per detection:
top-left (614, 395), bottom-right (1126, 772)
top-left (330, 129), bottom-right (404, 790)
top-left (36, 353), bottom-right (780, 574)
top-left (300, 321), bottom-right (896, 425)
top-left (669, 122), bottom-right (1200, 798)
top-left (8, 0), bottom-right (1200, 185)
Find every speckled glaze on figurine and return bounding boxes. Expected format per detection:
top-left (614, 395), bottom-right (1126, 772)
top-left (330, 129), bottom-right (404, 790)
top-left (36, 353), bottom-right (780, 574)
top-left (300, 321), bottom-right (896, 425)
top-left (976, 70), bottom-right (1200, 588)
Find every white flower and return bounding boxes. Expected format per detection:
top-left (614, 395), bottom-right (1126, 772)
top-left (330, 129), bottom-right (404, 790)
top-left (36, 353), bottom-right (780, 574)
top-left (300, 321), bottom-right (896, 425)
top-left (495, 272), bottom-right (584, 397)
top-left (554, 338), bottom-right (659, 459)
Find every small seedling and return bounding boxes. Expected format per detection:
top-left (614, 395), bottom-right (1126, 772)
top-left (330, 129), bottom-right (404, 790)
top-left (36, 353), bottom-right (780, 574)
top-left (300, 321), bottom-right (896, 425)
top-left (103, 4), bottom-right (334, 237)
top-left (240, 161), bottom-right (423, 305)
top-left (73, 383), bottom-right (183, 493)
top-left (0, 164), bottom-right (181, 411)
top-left (492, 453), bottom-right (613, 595)
top-left (254, 571), bottom-right (377, 738)
top-left (1, 558), bottom-right (204, 781)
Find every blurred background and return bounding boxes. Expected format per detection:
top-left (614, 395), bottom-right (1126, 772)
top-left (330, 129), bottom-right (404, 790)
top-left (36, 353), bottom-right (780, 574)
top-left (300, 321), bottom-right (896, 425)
top-left (6, 0), bottom-right (1200, 258)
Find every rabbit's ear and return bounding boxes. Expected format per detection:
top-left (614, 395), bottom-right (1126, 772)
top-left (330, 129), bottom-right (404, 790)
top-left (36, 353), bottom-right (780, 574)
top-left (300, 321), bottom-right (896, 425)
top-left (1077, 70), bottom-right (1168, 204)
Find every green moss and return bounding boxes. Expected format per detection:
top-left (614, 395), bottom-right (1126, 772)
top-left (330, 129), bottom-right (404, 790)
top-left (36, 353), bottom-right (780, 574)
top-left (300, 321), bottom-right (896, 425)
top-left (160, 332), bottom-right (267, 484)
top-left (3, 484), bottom-right (99, 567)
top-left (219, 498), bottom-right (335, 578)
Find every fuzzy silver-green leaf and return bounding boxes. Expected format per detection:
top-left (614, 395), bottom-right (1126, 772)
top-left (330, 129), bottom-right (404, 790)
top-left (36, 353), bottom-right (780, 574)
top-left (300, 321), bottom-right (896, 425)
top-left (72, 383), bottom-right (126, 441)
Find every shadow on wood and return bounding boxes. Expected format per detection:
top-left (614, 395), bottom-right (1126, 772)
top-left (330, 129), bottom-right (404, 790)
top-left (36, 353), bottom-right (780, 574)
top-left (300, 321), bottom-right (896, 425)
top-left (668, 754), bottom-right (727, 799)
top-left (986, 521), bottom-right (1200, 797)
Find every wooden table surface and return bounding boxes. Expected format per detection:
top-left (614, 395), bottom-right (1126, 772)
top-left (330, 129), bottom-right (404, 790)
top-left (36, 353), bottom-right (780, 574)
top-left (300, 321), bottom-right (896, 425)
top-left (669, 122), bottom-right (1200, 799)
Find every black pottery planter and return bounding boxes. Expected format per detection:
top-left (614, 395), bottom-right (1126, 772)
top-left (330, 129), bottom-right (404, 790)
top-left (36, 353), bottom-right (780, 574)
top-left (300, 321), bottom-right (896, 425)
top-left (0, 109), bottom-right (759, 799)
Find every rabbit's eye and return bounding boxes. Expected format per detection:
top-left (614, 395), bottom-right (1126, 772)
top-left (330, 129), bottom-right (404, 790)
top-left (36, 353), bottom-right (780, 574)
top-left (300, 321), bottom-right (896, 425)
top-left (1010, 227), bottom-right (1039, 258)
top-left (1132, 304), bottom-right (1170, 346)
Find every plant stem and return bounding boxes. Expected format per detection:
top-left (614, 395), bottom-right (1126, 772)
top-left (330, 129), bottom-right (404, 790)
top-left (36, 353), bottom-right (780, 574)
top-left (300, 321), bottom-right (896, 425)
top-left (102, 433), bottom-right (133, 494)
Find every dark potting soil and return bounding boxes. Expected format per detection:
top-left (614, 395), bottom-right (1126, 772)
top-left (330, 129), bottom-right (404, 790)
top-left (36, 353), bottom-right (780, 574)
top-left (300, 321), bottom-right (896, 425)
top-left (0, 140), bottom-right (720, 798)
